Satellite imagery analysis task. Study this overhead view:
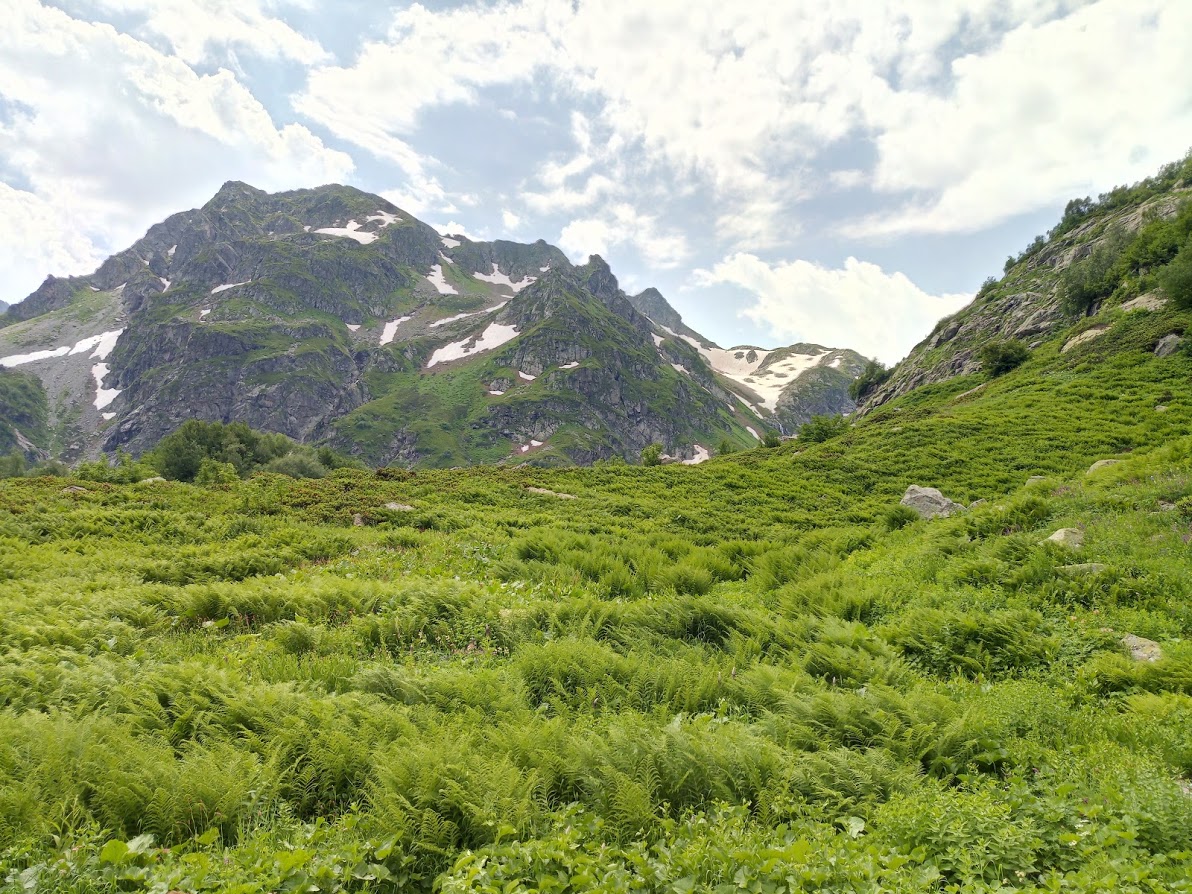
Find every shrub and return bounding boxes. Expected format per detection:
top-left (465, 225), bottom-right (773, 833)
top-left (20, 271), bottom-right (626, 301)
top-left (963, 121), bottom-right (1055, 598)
top-left (848, 359), bottom-right (890, 402)
top-left (798, 414), bottom-right (848, 443)
top-left (761, 431), bottom-right (781, 448)
top-left (640, 443), bottom-right (663, 466)
top-left (978, 339), bottom-right (1029, 377)
top-left (1158, 240), bottom-right (1192, 308)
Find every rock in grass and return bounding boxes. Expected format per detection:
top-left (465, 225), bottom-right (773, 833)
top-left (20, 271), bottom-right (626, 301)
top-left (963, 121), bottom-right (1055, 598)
top-left (1087, 459), bottom-right (1121, 474)
top-left (1042, 528), bottom-right (1084, 549)
top-left (60, 485), bottom-right (87, 494)
top-left (1059, 562), bottom-right (1106, 575)
top-left (900, 485), bottom-right (964, 519)
top-left (1154, 334), bottom-right (1183, 357)
top-left (1122, 633), bottom-right (1162, 662)
top-left (526, 486), bottom-right (577, 500)
top-left (385, 502), bottom-right (415, 511)
top-left (1025, 476), bottom-right (1048, 486)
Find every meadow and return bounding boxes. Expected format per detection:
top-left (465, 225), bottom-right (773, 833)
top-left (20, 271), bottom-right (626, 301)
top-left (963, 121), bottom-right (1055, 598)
top-left (2, 297), bottom-right (1192, 893)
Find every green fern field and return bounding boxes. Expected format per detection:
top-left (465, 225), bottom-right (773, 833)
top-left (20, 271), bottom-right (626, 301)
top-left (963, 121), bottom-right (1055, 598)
top-left (3, 277), bottom-right (1192, 890)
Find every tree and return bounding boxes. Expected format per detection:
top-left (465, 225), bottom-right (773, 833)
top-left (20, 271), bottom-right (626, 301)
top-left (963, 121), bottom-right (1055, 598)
top-left (762, 431), bottom-right (782, 448)
top-left (1158, 241), bottom-right (1192, 309)
top-left (849, 359), bottom-right (890, 402)
top-left (978, 340), bottom-right (1030, 377)
top-left (798, 414), bottom-right (848, 443)
top-left (640, 443), bottom-right (663, 466)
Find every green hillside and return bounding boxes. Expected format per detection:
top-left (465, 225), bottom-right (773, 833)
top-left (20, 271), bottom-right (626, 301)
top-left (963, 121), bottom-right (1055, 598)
top-left (2, 250), bottom-right (1191, 891)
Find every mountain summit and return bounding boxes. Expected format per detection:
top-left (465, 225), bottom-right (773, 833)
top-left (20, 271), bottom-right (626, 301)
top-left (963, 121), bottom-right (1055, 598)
top-left (0, 183), bottom-right (864, 466)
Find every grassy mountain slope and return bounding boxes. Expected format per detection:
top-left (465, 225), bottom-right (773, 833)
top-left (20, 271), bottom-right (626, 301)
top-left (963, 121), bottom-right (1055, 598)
top-left (863, 152), bottom-right (1192, 410)
top-left (2, 239), bottom-right (1191, 889)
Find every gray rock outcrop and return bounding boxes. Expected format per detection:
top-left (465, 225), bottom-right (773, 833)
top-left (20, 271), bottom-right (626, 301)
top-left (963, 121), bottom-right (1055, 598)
top-left (900, 485), bottom-right (965, 519)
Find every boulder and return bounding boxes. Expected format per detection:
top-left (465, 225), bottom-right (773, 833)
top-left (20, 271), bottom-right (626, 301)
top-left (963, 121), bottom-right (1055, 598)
top-left (60, 485), bottom-right (88, 494)
top-left (1061, 326), bottom-right (1109, 354)
top-left (1042, 528), bottom-right (1084, 549)
top-left (1087, 459), bottom-right (1121, 474)
top-left (1154, 334), bottom-right (1183, 357)
top-left (900, 485), bottom-right (965, 519)
top-left (1059, 563), bottom-right (1106, 576)
top-left (1119, 292), bottom-right (1166, 313)
top-left (139, 476), bottom-right (167, 484)
top-left (1122, 633), bottom-right (1162, 662)
top-left (1025, 476), bottom-right (1048, 486)
top-left (385, 502), bottom-right (415, 511)
top-left (527, 486), bottom-right (577, 500)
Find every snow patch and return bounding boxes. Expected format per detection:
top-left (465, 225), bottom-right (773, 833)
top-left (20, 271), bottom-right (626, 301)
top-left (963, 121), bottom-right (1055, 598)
top-left (89, 285), bottom-right (99, 291)
top-left (678, 334), bottom-right (829, 412)
top-left (200, 308), bottom-right (211, 319)
top-left (474, 263), bottom-right (535, 293)
top-left (2, 328), bottom-right (123, 368)
top-left (531, 439), bottom-right (544, 447)
top-left (315, 220), bottom-right (377, 244)
top-left (380, 315), bottom-right (413, 346)
top-left (1, 346), bottom-right (70, 367)
top-left (441, 236), bottom-right (461, 248)
top-left (429, 302), bottom-right (507, 328)
top-left (559, 361), bottom-right (579, 370)
top-left (346, 324), bottom-right (360, 332)
top-left (652, 334), bottom-right (664, 347)
top-left (439, 252), bottom-right (454, 264)
top-left (91, 362), bottom-right (120, 410)
top-left (681, 445), bottom-right (710, 465)
top-left (539, 265), bottom-right (550, 272)
top-left (211, 280), bottom-right (250, 294)
top-left (426, 264), bottom-right (458, 295)
top-left (746, 426), bottom-right (760, 440)
top-left (159, 277), bottom-right (170, 289)
top-left (671, 363), bottom-right (690, 375)
top-left (366, 210), bottom-right (399, 227)
top-left (518, 370), bottom-right (536, 381)
top-left (101, 412), bottom-right (116, 421)
top-left (428, 322), bottom-right (520, 368)
top-left (488, 390), bottom-right (505, 396)
top-left (167, 245), bottom-right (177, 258)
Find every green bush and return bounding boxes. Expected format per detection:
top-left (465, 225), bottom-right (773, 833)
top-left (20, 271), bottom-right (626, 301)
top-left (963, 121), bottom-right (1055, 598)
top-left (1158, 240), bottom-right (1192, 308)
top-left (640, 443), bottom-right (662, 466)
top-left (798, 414), bottom-right (848, 443)
top-left (978, 339), bottom-right (1030, 376)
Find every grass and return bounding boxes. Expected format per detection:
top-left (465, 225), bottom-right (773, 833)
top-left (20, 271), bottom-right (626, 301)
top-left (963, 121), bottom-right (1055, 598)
top-left (2, 291), bottom-right (1192, 890)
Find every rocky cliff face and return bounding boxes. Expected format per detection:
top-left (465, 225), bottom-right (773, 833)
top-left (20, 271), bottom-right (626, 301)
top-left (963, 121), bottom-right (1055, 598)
top-left (1, 182), bottom-right (864, 466)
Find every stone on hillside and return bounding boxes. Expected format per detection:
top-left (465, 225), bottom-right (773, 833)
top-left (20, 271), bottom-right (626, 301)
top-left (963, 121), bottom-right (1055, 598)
top-left (1158, 501), bottom-right (1177, 512)
top-left (1120, 292), bottom-right (1166, 313)
top-left (527, 486), bottom-right (576, 500)
top-left (1042, 527), bottom-right (1084, 549)
top-left (139, 476), bottom-right (167, 483)
top-left (1025, 476), bottom-right (1048, 486)
top-left (1154, 334), bottom-right (1182, 357)
top-left (60, 485), bottom-right (87, 494)
top-left (385, 502), bottom-right (415, 511)
top-left (1087, 459), bottom-right (1121, 474)
top-left (900, 485), bottom-right (965, 519)
top-left (1122, 633), bottom-right (1162, 662)
top-left (352, 513), bottom-right (364, 526)
top-left (1060, 563), bottom-right (1106, 576)
top-left (1061, 326), bottom-right (1109, 354)
top-left (1156, 405), bottom-right (1169, 412)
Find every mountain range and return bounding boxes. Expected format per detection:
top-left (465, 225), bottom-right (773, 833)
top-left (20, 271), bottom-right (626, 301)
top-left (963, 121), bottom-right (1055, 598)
top-left (0, 182), bottom-right (865, 467)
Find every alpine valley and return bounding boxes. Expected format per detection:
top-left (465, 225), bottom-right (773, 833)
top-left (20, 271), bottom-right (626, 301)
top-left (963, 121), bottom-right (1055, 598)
top-left (0, 183), bottom-right (865, 468)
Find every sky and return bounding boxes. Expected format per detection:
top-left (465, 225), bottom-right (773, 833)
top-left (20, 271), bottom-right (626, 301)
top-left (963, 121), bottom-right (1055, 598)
top-left (2, 0), bottom-right (1190, 363)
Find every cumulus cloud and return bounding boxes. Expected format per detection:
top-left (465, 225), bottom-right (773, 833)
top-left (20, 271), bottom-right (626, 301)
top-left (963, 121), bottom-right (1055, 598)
top-left (77, 0), bottom-right (329, 64)
top-left (694, 254), bottom-right (970, 364)
top-left (559, 204), bottom-right (689, 269)
top-left (0, 0), bottom-right (352, 303)
top-left (292, 0), bottom-right (1192, 247)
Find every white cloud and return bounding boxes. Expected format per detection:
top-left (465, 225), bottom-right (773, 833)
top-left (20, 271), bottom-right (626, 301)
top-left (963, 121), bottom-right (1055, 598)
top-left (78, 0), bottom-right (329, 64)
top-left (0, 183), bottom-right (106, 298)
top-left (0, 0), bottom-right (352, 303)
top-left (292, 0), bottom-right (1192, 246)
top-left (559, 204), bottom-right (689, 269)
top-left (847, 0), bottom-right (1192, 236)
top-left (694, 253), bottom-right (970, 364)
top-left (501, 210), bottom-right (521, 231)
